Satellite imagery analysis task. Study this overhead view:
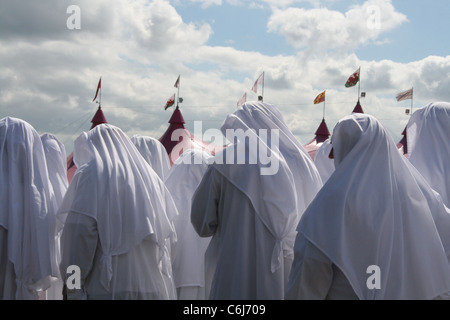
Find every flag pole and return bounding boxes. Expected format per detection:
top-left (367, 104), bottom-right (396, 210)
top-left (411, 87), bottom-right (414, 115)
top-left (323, 91), bottom-right (326, 120)
top-left (177, 77), bottom-right (180, 108)
top-left (261, 71), bottom-right (265, 102)
top-left (358, 67), bottom-right (361, 102)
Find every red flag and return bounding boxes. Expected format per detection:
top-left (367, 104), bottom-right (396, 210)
top-left (251, 72), bottom-right (264, 93)
top-left (92, 77), bottom-right (101, 102)
top-left (174, 75), bottom-right (180, 88)
top-left (314, 91), bottom-right (326, 104)
top-left (164, 93), bottom-right (175, 110)
top-left (345, 67), bottom-right (360, 88)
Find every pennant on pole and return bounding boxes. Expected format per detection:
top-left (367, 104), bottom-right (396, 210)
top-left (345, 67), bottom-right (360, 88)
top-left (93, 77), bottom-right (102, 102)
top-left (164, 93), bottom-right (175, 110)
top-left (237, 92), bottom-right (247, 107)
top-left (174, 75), bottom-right (180, 88)
top-left (314, 91), bottom-right (326, 104)
top-left (251, 72), bottom-right (264, 94)
top-left (396, 88), bottom-right (413, 102)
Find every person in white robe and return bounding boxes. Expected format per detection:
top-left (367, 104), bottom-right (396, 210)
top-left (407, 102), bottom-right (450, 207)
top-left (164, 149), bottom-right (213, 300)
top-left (191, 101), bottom-right (321, 300)
top-left (58, 124), bottom-right (178, 300)
top-left (131, 134), bottom-right (171, 180)
top-left (313, 138), bottom-right (335, 184)
top-left (40, 133), bottom-right (69, 300)
top-left (225, 102), bottom-right (323, 282)
top-left (0, 117), bottom-right (59, 299)
top-left (285, 113), bottom-right (450, 300)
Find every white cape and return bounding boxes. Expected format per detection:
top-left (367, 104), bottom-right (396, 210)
top-left (407, 102), bottom-right (450, 207)
top-left (131, 134), bottom-right (171, 180)
top-left (293, 114), bottom-right (450, 300)
top-left (40, 132), bottom-right (69, 299)
top-left (0, 117), bottom-right (59, 299)
top-left (164, 149), bottom-right (213, 299)
top-left (58, 124), bottom-right (178, 297)
top-left (191, 102), bottom-right (313, 299)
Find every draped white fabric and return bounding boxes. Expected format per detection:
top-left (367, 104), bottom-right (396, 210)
top-left (41, 133), bottom-right (68, 207)
top-left (40, 132), bottom-right (68, 299)
top-left (0, 117), bottom-right (58, 299)
top-left (130, 134), bottom-right (171, 180)
top-left (215, 102), bottom-right (308, 274)
top-left (313, 138), bottom-right (335, 183)
top-left (407, 102), bottom-right (450, 207)
top-left (164, 149), bottom-right (213, 299)
top-left (292, 114), bottom-right (450, 299)
top-left (191, 102), bottom-right (322, 299)
top-left (57, 124), bottom-right (178, 296)
top-left (227, 102), bottom-right (323, 259)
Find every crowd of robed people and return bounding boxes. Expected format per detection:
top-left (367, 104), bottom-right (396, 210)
top-left (1, 101), bottom-right (450, 300)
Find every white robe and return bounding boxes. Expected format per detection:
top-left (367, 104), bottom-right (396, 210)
top-left (191, 102), bottom-right (304, 300)
top-left (220, 102), bottom-right (323, 275)
top-left (164, 149), bottom-right (213, 300)
top-left (192, 165), bottom-right (295, 300)
top-left (286, 114), bottom-right (450, 300)
top-left (407, 102), bottom-right (450, 207)
top-left (41, 132), bottom-right (69, 300)
top-left (58, 124), bottom-right (178, 300)
top-left (0, 117), bottom-right (59, 299)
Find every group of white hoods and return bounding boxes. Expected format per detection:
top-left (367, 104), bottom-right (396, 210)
top-left (0, 101), bottom-right (450, 300)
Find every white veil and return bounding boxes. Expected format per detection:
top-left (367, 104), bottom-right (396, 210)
top-left (0, 117), bottom-right (58, 299)
top-left (297, 114), bottom-right (450, 299)
top-left (57, 124), bottom-right (178, 291)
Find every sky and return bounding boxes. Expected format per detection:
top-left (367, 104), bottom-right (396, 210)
top-left (1, 0), bottom-right (449, 154)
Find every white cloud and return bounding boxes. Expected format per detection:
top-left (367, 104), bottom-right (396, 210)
top-left (267, 0), bottom-right (407, 54)
top-left (0, 0), bottom-right (448, 157)
top-left (189, 0), bottom-right (223, 8)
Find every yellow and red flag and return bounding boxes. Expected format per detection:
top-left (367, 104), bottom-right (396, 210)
top-left (314, 91), bottom-right (326, 104)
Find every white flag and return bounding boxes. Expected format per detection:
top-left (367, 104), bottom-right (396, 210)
top-left (174, 75), bottom-right (180, 88)
top-left (396, 88), bottom-right (413, 102)
top-left (237, 92), bottom-right (247, 107)
top-left (251, 72), bottom-right (264, 93)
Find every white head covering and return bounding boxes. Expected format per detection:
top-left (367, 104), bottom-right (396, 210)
top-left (226, 102), bottom-right (323, 256)
top-left (0, 117), bottom-right (58, 299)
top-left (41, 133), bottom-right (68, 207)
top-left (237, 102), bottom-right (322, 208)
top-left (212, 102), bottom-right (301, 273)
top-left (164, 149), bottom-right (213, 288)
top-left (40, 133), bottom-right (69, 291)
top-left (297, 113), bottom-right (450, 299)
top-left (57, 124), bottom-right (178, 291)
top-left (313, 138), bottom-right (335, 183)
top-left (130, 134), bottom-right (171, 180)
top-left (407, 102), bottom-right (450, 207)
